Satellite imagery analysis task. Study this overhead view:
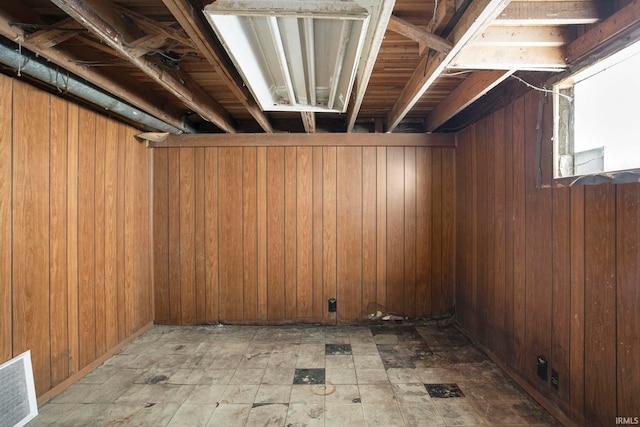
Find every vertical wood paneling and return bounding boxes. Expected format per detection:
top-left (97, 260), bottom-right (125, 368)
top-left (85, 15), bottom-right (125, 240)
top-left (323, 147), bottom-right (337, 324)
top-left (362, 147), bottom-right (377, 318)
top-left (569, 186), bottom-right (585, 423)
top-left (195, 148), bottom-right (206, 323)
top-left (296, 147), bottom-right (313, 319)
top-left (417, 148), bottom-right (432, 318)
top-left (219, 147), bottom-right (244, 321)
top-left (167, 149), bottom-right (181, 323)
top-left (153, 149), bottom-right (170, 323)
top-left (490, 111), bottom-right (506, 356)
top-left (104, 119), bottom-right (119, 349)
top-left (431, 149), bottom-right (443, 317)
top-left (617, 184), bottom-right (640, 415)
top-left (386, 147), bottom-right (404, 314)
top-left (376, 147), bottom-right (387, 311)
top-left (153, 140), bottom-right (455, 326)
top-left (257, 147), bottom-right (267, 321)
top-left (551, 185), bottom-right (571, 404)
top-left (116, 124), bottom-right (127, 341)
top-left (584, 184), bottom-right (617, 426)
top-left (243, 148), bottom-right (258, 321)
top-left (512, 96), bottom-right (526, 373)
top-left (0, 76), bottom-right (11, 363)
top-left (503, 103), bottom-right (515, 367)
top-left (12, 81), bottom-right (51, 395)
top-left (312, 147), bottom-right (323, 320)
top-left (285, 147), bottom-right (297, 319)
top-left (94, 116), bottom-right (106, 357)
top-left (455, 87), bottom-right (640, 425)
top-left (179, 148), bottom-right (196, 325)
top-left (49, 96), bottom-right (68, 387)
top-left (524, 92), bottom-right (553, 387)
top-left (441, 148), bottom-right (455, 314)
top-left (204, 148), bottom-right (219, 322)
top-left (404, 148), bottom-right (417, 318)
top-left (267, 147), bottom-right (286, 321)
top-left (337, 147), bottom-right (363, 322)
top-left (67, 103), bottom-right (80, 375)
top-left (12, 83), bottom-right (50, 393)
top-left (77, 107), bottom-right (96, 368)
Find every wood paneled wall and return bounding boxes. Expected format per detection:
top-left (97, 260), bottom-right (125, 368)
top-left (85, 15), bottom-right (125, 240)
top-left (455, 90), bottom-right (640, 426)
top-left (0, 75), bottom-right (153, 398)
top-left (153, 145), bottom-right (455, 325)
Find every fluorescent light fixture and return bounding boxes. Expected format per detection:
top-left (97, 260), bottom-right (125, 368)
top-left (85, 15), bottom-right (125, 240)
top-left (204, 0), bottom-right (370, 113)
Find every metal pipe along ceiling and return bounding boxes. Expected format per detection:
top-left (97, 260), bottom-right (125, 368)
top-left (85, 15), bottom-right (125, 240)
top-left (0, 37), bottom-right (191, 134)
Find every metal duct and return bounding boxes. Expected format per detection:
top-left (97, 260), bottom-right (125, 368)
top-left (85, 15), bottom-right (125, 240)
top-left (0, 37), bottom-right (193, 134)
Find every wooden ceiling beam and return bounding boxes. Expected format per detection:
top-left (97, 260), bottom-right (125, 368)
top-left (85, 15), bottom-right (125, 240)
top-left (566, 0), bottom-right (640, 64)
top-left (142, 132), bottom-right (456, 148)
top-left (387, 15), bottom-right (453, 54)
top-left (115, 5), bottom-right (195, 49)
top-left (450, 46), bottom-right (567, 70)
top-left (162, 0), bottom-right (273, 133)
top-left (51, 0), bottom-right (235, 133)
top-left (386, 0), bottom-right (512, 133)
top-left (0, 7), bottom-right (189, 132)
top-left (432, 0), bottom-right (456, 35)
top-left (25, 17), bottom-right (85, 49)
top-left (475, 26), bottom-right (573, 47)
top-left (496, 1), bottom-right (600, 25)
top-left (345, 0), bottom-right (395, 132)
top-left (301, 112), bottom-right (316, 134)
top-left (426, 70), bottom-right (513, 132)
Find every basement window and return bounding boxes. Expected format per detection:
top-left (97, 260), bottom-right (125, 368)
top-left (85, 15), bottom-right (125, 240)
top-left (553, 39), bottom-right (640, 179)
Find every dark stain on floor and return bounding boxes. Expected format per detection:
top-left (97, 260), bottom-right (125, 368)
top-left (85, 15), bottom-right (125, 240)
top-left (325, 343), bottom-right (352, 355)
top-left (425, 383), bottom-right (465, 398)
top-left (293, 368), bottom-right (325, 385)
top-left (371, 325), bottom-right (433, 369)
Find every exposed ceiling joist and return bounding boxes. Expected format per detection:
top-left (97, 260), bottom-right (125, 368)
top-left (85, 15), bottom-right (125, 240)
top-left (386, 0), bottom-right (512, 133)
top-left (345, 0), bottom-right (395, 133)
top-left (566, 0), bottom-right (640, 64)
top-left (387, 15), bottom-right (453, 54)
top-left (301, 112), bottom-right (316, 133)
top-left (450, 46), bottom-right (567, 70)
top-left (116, 5), bottom-right (195, 49)
top-left (24, 17), bottom-right (84, 49)
top-left (425, 69), bottom-right (513, 132)
top-left (496, 1), bottom-right (600, 25)
top-left (0, 7), bottom-right (189, 132)
top-left (162, 0), bottom-right (274, 133)
top-left (432, 0), bottom-right (456, 35)
top-left (475, 26), bottom-right (572, 47)
top-left (51, 0), bottom-right (236, 133)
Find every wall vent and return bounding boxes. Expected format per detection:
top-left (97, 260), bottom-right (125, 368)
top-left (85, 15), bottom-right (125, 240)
top-left (0, 351), bottom-right (38, 427)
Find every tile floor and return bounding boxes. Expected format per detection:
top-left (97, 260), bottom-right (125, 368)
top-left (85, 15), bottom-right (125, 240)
top-left (30, 322), bottom-right (560, 426)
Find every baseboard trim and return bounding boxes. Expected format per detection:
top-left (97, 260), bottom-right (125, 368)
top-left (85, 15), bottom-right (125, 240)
top-left (37, 322), bottom-right (154, 405)
top-left (454, 324), bottom-right (577, 427)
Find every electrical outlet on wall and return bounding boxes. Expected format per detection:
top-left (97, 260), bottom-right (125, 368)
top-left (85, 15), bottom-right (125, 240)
top-left (537, 355), bottom-right (548, 381)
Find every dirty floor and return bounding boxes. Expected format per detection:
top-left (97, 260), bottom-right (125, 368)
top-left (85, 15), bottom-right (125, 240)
top-left (30, 323), bottom-right (560, 426)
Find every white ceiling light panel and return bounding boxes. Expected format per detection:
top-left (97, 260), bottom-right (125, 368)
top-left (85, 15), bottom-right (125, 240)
top-left (204, 0), bottom-right (370, 113)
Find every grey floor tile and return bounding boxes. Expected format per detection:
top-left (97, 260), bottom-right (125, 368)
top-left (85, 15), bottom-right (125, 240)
top-left (362, 402), bottom-right (405, 427)
top-left (184, 384), bottom-right (227, 405)
top-left (254, 384), bottom-right (292, 404)
top-left (245, 403), bottom-right (289, 427)
top-left (325, 403), bottom-right (366, 427)
top-left (167, 403), bottom-right (216, 427)
top-left (29, 324), bottom-right (559, 427)
top-left (206, 403), bottom-right (252, 427)
top-left (285, 403), bottom-right (324, 427)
